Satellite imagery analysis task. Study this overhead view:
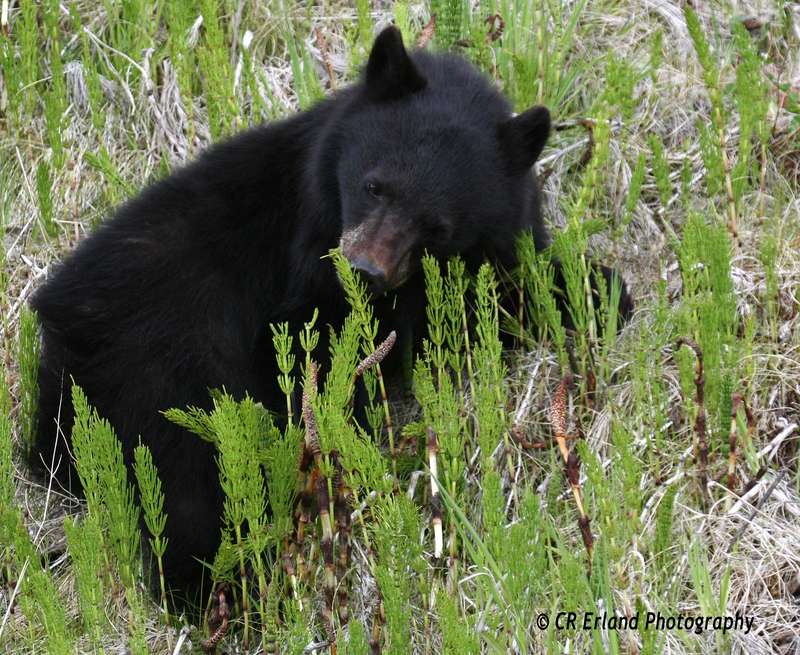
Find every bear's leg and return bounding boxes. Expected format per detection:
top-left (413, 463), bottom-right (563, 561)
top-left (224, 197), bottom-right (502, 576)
top-left (30, 353), bottom-right (80, 493)
top-left (154, 435), bottom-right (225, 607)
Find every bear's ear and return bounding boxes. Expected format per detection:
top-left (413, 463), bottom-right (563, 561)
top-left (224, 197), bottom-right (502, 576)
top-left (365, 26), bottom-right (427, 102)
top-left (498, 106), bottom-right (551, 173)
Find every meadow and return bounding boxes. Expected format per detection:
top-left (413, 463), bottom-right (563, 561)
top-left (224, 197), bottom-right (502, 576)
top-left (1, 1), bottom-right (799, 653)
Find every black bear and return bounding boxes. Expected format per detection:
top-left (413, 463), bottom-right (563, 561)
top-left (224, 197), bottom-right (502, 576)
top-left (29, 27), bottom-right (630, 599)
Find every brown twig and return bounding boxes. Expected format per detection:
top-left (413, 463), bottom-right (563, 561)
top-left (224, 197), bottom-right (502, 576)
top-left (727, 395), bottom-right (751, 485)
top-left (417, 15), bottom-right (436, 48)
top-left (355, 330), bottom-right (396, 378)
top-left (728, 393), bottom-right (756, 506)
top-left (0, 0), bottom-right (8, 37)
top-left (293, 463), bottom-right (314, 587)
top-left (348, 330), bottom-right (398, 484)
top-left (577, 119), bottom-right (596, 168)
top-left (739, 465), bottom-right (767, 497)
top-left (714, 110), bottom-right (743, 251)
top-left (426, 427), bottom-right (443, 558)
top-left (585, 369), bottom-right (596, 411)
top-left (485, 14), bottom-right (505, 42)
top-left (281, 536), bottom-right (302, 612)
top-left (333, 454), bottom-right (352, 626)
top-left (550, 376), bottom-right (572, 461)
top-left (727, 398), bottom-right (740, 493)
top-left (447, 495), bottom-right (458, 592)
top-left (376, 393), bottom-right (396, 479)
top-left (510, 424), bottom-right (549, 450)
top-left (370, 589), bottom-right (385, 655)
top-left (316, 473), bottom-right (336, 646)
top-left (202, 583), bottom-right (231, 654)
top-left (302, 362), bottom-right (337, 647)
top-left (549, 375), bottom-right (593, 569)
top-left (293, 369), bottom-right (319, 589)
top-left (676, 338), bottom-right (708, 505)
top-left (302, 361), bottom-right (321, 458)
top-left (727, 469), bottom-right (787, 553)
top-left (314, 28), bottom-right (337, 91)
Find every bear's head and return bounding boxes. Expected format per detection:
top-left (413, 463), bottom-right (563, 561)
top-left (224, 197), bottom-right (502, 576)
top-left (324, 26), bottom-right (551, 294)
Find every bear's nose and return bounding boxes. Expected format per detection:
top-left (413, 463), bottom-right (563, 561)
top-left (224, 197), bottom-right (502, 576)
top-left (350, 257), bottom-right (389, 294)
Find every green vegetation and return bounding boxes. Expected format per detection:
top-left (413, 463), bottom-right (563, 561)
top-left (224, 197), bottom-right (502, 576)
top-left (2, 2), bottom-right (799, 654)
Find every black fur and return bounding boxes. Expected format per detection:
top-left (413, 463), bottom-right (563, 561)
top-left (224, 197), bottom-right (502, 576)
top-left (29, 27), bottom-right (630, 600)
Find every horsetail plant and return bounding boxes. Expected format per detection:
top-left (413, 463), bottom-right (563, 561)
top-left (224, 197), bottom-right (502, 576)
top-left (285, 22), bottom-right (324, 111)
top-left (299, 308), bottom-right (320, 371)
top-left (331, 249), bottom-right (396, 480)
top-left (516, 233), bottom-right (568, 368)
top-left (69, 3), bottom-right (106, 133)
top-left (70, 385), bottom-right (141, 588)
top-left (0, 365), bottom-right (13, 510)
top-left (69, 387), bottom-right (149, 651)
top-left (620, 151), bottom-right (646, 237)
top-left (264, 422), bottom-right (303, 610)
top-left (212, 394), bottom-right (269, 651)
top-left (170, 396), bottom-right (281, 644)
top-left (430, 0), bottom-right (464, 51)
top-left (472, 263), bottom-right (511, 478)
top-left (677, 211), bottom-right (740, 443)
top-left (423, 254), bottom-right (448, 388)
top-left (197, 0), bottom-right (238, 139)
top-left (354, 0), bottom-right (374, 65)
top-left (35, 161), bottom-right (56, 239)
top-left (437, 589), bottom-right (480, 654)
top-left (271, 321), bottom-right (296, 421)
top-left (649, 134), bottom-right (673, 211)
top-left (163, 0), bottom-right (197, 145)
top-left (133, 442), bottom-right (170, 623)
top-left (413, 344), bottom-right (464, 578)
top-left (684, 6), bottom-right (741, 250)
top-left (732, 22), bottom-right (770, 206)
top-left (16, 0), bottom-right (39, 117)
top-left (42, 0), bottom-right (66, 170)
top-left (123, 584), bottom-right (150, 655)
top-left (757, 219), bottom-right (780, 339)
top-left (2, 2), bottom-right (796, 651)
top-left (64, 515), bottom-right (105, 649)
top-left (0, 471), bottom-right (72, 655)
top-left (0, 363), bottom-right (19, 619)
top-left (653, 482), bottom-right (678, 569)
top-left (444, 256), bottom-right (472, 386)
top-left (354, 332), bottom-right (394, 438)
top-left (16, 307), bottom-right (39, 456)
top-left (293, 314), bottom-right (406, 648)
top-left (371, 493), bottom-right (424, 655)
top-left (17, 566), bottom-right (73, 655)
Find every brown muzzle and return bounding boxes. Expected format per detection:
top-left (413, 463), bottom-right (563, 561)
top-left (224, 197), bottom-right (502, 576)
top-left (339, 216), bottom-right (415, 293)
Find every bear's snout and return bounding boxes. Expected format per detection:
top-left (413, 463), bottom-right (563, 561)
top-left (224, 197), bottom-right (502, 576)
top-left (340, 216), bottom-right (415, 293)
top-left (349, 256), bottom-right (390, 294)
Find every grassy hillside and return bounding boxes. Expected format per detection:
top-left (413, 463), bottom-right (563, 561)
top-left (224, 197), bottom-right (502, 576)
top-left (1, 1), bottom-right (799, 653)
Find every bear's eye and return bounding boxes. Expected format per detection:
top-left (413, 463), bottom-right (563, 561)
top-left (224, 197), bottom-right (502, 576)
top-left (365, 180), bottom-right (382, 198)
